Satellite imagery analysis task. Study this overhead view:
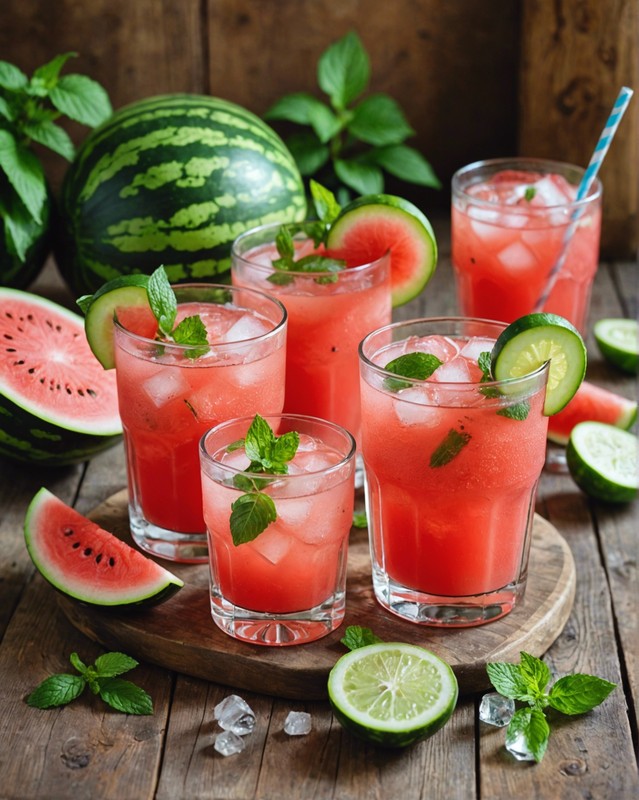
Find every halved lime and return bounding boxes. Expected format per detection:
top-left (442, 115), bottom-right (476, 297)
top-left (325, 194), bottom-right (438, 307)
top-left (567, 421), bottom-right (638, 503)
top-left (82, 274), bottom-right (152, 369)
top-left (491, 313), bottom-right (587, 415)
top-left (594, 318), bottom-right (638, 375)
top-left (327, 642), bottom-right (458, 748)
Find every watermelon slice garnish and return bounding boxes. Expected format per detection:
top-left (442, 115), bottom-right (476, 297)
top-left (326, 194), bottom-right (438, 307)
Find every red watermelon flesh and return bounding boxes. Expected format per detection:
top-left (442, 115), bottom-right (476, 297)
top-left (547, 380), bottom-right (637, 445)
top-left (24, 488), bottom-right (183, 606)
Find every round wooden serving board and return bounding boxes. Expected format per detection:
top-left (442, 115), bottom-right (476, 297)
top-left (58, 490), bottom-right (576, 700)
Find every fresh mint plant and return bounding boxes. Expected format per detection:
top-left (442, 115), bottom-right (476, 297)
top-left (228, 414), bottom-right (300, 545)
top-left (147, 266), bottom-right (209, 358)
top-left (341, 625), bottom-right (383, 650)
top-left (486, 651), bottom-right (616, 762)
top-left (383, 351), bottom-right (442, 391)
top-left (0, 53), bottom-right (111, 263)
top-left (264, 31), bottom-right (440, 200)
top-left (26, 651), bottom-right (153, 715)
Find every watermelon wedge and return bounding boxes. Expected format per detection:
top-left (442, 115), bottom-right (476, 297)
top-left (24, 488), bottom-right (184, 607)
top-left (547, 380), bottom-right (637, 445)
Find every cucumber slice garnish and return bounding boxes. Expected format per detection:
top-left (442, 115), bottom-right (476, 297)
top-left (81, 274), bottom-right (151, 369)
top-left (566, 421), bottom-right (638, 503)
top-left (491, 313), bottom-right (587, 416)
top-left (327, 642), bottom-right (458, 748)
top-left (593, 318), bottom-right (638, 375)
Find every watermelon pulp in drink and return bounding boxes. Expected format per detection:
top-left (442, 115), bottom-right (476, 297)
top-left (114, 295), bottom-right (286, 538)
top-left (359, 320), bottom-right (549, 618)
top-left (451, 162), bottom-right (602, 333)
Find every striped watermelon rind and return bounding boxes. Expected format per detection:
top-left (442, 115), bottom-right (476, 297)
top-left (54, 94), bottom-right (308, 296)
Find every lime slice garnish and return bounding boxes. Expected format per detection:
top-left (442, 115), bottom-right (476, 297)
top-left (567, 421), bottom-right (638, 503)
top-left (491, 312), bottom-right (587, 415)
top-left (327, 643), bottom-right (458, 748)
top-left (593, 318), bottom-right (638, 375)
top-left (82, 274), bottom-right (152, 369)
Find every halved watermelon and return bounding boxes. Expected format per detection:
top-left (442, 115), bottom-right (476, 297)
top-left (547, 380), bottom-right (637, 445)
top-left (326, 194), bottom-right (438, 307)
top-left (24, 488), bottom-right (183, 606)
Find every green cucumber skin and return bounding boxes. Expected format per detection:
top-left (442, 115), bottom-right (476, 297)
top-left (594, 319), bottom-right (639, 375)
top-left (566, 423), bottom-right (638, 504)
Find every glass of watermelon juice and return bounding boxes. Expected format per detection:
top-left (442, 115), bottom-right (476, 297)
top-left (200, 413), bottom-right (356, 645)
top-left (358, 317), bottom-right (550, 626)
top-left (451, 158), bottom-right (602, 334)
top-left (113, 284), bottom-right (287, 563)
top-left (231, 222), bottom-right (392, 446)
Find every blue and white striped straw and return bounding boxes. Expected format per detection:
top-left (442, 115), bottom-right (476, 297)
top-left (534, 86), bottom-right (634, 313)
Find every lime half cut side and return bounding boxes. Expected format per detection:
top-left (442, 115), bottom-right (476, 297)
top-left (594, 318), bottom-right (638, 374)
top-left (567, 421), bottom-right (638, 503)
top-left (327, 643), bottom-right (458, 748)
top-left (491, 313), bottom-right (587, 415)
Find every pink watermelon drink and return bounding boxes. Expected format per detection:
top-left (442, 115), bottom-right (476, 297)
top-left (113, 284), bottom-right (287, 563)
top-left (231, 222), bottom-right (392, 443)
top-left (359, 317), bottom-right (550, 626)
top-left (451, 159), bottom-right (602, 333)
top-left (200, 414), bottom-right (356, 645)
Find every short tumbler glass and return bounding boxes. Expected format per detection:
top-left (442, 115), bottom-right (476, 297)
top-left (359, 317), bottom-right (550, 626)
top-left (200, 414), bottom-right (356, 645)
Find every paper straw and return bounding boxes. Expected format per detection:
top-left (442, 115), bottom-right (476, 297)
top-left (534, 86), bottom-right (634, 313)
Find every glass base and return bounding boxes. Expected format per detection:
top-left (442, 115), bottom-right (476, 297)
top-left (372, 568), bottom-right (526, 627)
top-left (129, 504), bottom-right (208, 563)
top-left (209, 588), bottom-right (345, 645)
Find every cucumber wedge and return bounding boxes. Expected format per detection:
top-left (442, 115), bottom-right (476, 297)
top-left (491, 313), bottom-right (587, 415)
top-left (567, 421), bottom-right (638, 503)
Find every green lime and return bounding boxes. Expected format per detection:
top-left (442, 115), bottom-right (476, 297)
top-left (327, 642), bottom-right (458, 748)
top-left (593, 318), bottom-right (638, 375)
top-left (566, 421), bottom-right (638, 503)
top-left (325, 194), bottom-right (438, 307)
top-left (82, 274), bottom-right (151, 368)
top-left (491, 313), bottom-right (587, 415)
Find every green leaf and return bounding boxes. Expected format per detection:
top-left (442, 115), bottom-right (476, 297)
top-left (341, 625), bottom-right (383, 650)
top-left (497, 400), bottom-right (530, 421)
top-left (478, 351), bottom-right (492, 381)
top-left (244, 414), bottom-right (277, 464)
top-left (310, 180), bottom-right (341, 224)
top-left (317, 31), bottom-right (370, 110)
top-left (76, 294), bottom-right (93, 315)
top-left (519, 652), bottom-right (551, 696)
top-left (348, 94), bottom-right (414, 146)
top-left (486, 661), bottom-right (534, 701)
top-left (272, 430), bottom-right (299, 464)
top-left (352, 511), bottom-right (368, 528)
top-left (429, 429), bottom-right (472, 468)
top-left (383, 352), bottom-right (443, 391)
top-left (26, 674), bottom-right (86, 709)
top-left (0, 192), bottom-right (41, 260)
top-left (230, 491), bottom-right (277, 545)
top-left (505, 708), bottom-right (549, 762)
top-left (0, 96), bottom-right (13, 121)
top-left (548, 674), bottom-right (616, 715)
top-left (171, 315), bottom-right (210, 357)
top-left (32, 52), bottom-right (77, 88)
top-left (285, 130), bottom-right (330, 176)
top-left (49, 74), bottom-right (112, 127)
top-left (0, 61), bottom-right (28, 91)
top-left (308, 103), bottom-right (343, 144)
top-left (23, 119), bottom-right (75, 160)
top-left (147, 266), bottom-right (177, 335)
top-left (94, 652), bottom-right (139, 678)
top-left (97, 677), bottom-right (153, 715)
top-left (0, 130), bottom-right (47, 223)
top-left (370, 144), bottom-right (442, 188)
top-left (334, 158), bottom-right (383, 196)
top-left (524, 186), bottom-right (536, 202)
top-left (69, 652), bottom-right (88, 675)
top-left (264, 92), bottom-right (327, 125)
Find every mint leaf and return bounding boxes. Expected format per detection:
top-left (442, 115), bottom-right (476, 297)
top-left (478, 351), bottom-right (493, 381)
top-left (244, 414), bottom-right (277, 464)
top-left (486, 661), bottom-right (535, 702)
top-left (49, 74), bottom-right (112, 127)
top-left (172, 315), bottom-right (209, 357)
top-left (265, 92), bottom-right (330, 126)
top-left (505, 707), bottom-right (549, 763)
top-left (369, 144), bottom-right (441, 188)
top-left (26, 674), bottom-right (86, 708)
top-left (548, 674), bottom-right (616, 715)
top-left (430, 429), bottom-right (471, 468)
top-left (0, 130), bottom-right (47, 222)
top-left (334, 158), bottom-right (383, 195)
top-left (97, 677), bottom-right (153, 715)
top-left (519, 652), bottom-right (551, 698)
top-left (383, 352), bottom-right (442, 391)
top-left (352, 511), bottom-right (368, 528)
top-left (497, 400), bottom-right (530, 421)
top-left (147, 266), bottom-right (177, 335)
top-left (94, 652), bottom-right (139, 678)
top-left (348, 94), bottom-right (414, 146)
top-left (0, 60), bottom-right (28, 90)
top-left (310, 179), bottom-right (341, 224)
top-left (524, 186), bottom-right (536, 202)
top-left (69, 652), bottom-right (88, 676)
top-left (230, 491), bottom-right (277, 545)
top-left (285, 130), bottom-right (330, 176)
top-left (318, 31), bottom-right (369, 110)
top-left (31, 52), bottom-right (76, 88)
top-left (341, 625), bottom-right (383, 650)
top-left (272, 431), bottom-right (300, 464)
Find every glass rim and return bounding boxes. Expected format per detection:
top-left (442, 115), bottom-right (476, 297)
top-left (359, 316), bottom-right (550, 389)
top-left (200, 412), bottom-right (357, 480)
top-left (113, 281), bottom-right (288, 352)
top-left (231, 220), bottom-right (392, 277)
top-left (451, 156), bottom-right (602, 210)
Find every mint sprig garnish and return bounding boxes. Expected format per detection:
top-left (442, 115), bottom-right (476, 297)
top-left (524, 186), bottom-right (536, 202)
top-left (147, 266), bottom-right (209, 358)
top-left (383, 351), bottom-right (442, 391)
top-left (486, 651), bottom-right (616, 762)
top-left (430, 428), bottom-right (471, 467)
top-left (341, 625), bottom-right (383, 651)
top-left (228, 414), bottom-right (300, 545)
top-left (26, 651), bottom-right (153, 715)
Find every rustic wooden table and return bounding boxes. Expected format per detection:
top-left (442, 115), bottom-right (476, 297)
top-left (1, 225), bottom-right (637, 800)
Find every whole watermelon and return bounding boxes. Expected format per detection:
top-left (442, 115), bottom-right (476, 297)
top-left (54, 94), bottom-right (307, 295)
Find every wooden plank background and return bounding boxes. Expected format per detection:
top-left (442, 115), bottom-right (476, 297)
top-left (0, 0), bottom-right (636, 258)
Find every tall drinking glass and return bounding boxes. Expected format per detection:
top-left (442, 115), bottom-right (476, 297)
top-left (359, 317), bottom-right (550, 626)
top-left (113, 284), bottom-right (287, 563)
top-left (451, 158), bottom-right (602, 333)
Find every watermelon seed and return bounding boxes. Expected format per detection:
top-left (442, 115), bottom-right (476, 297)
top-left (95, 554), bottom-right (103, 564)
top-left (5, 348), bottom-right (16, 353)
top-left (72, 542), bottom-right (81, 549)
top-left (109, 557), bottom-right (116, 567)
top-left (3, 333), bottom-right (12, 339)
top-left (63, 528), bottom-right (74, 536)
top-left (14, 360), bottom-right (25, 366)
top-left (28, 367), bottom-right (35, 374)
top-left (87, 389), bottom-right (97, 398)
top-left (84, 548), bottom-right (92, 556)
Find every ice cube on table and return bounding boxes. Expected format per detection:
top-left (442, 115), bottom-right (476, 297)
top-left (505, 728), bottom-right (537, 761)
top-left (141, 370), bottom-right (189, 408)
top-left (479, 692), bottom-right (515, 727)
top-left (214, 695), bottom-right (256, 736)
top-left (222, 313), bottom-right (270, 343)
top-left (496, 241), bottom-right (537, 273)
top-left (214, 730), bottom-right (246, 756)
top-left (283, 711), bottom-right (312, 736)
top-left (251, 528), bottom-right (292, 565)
